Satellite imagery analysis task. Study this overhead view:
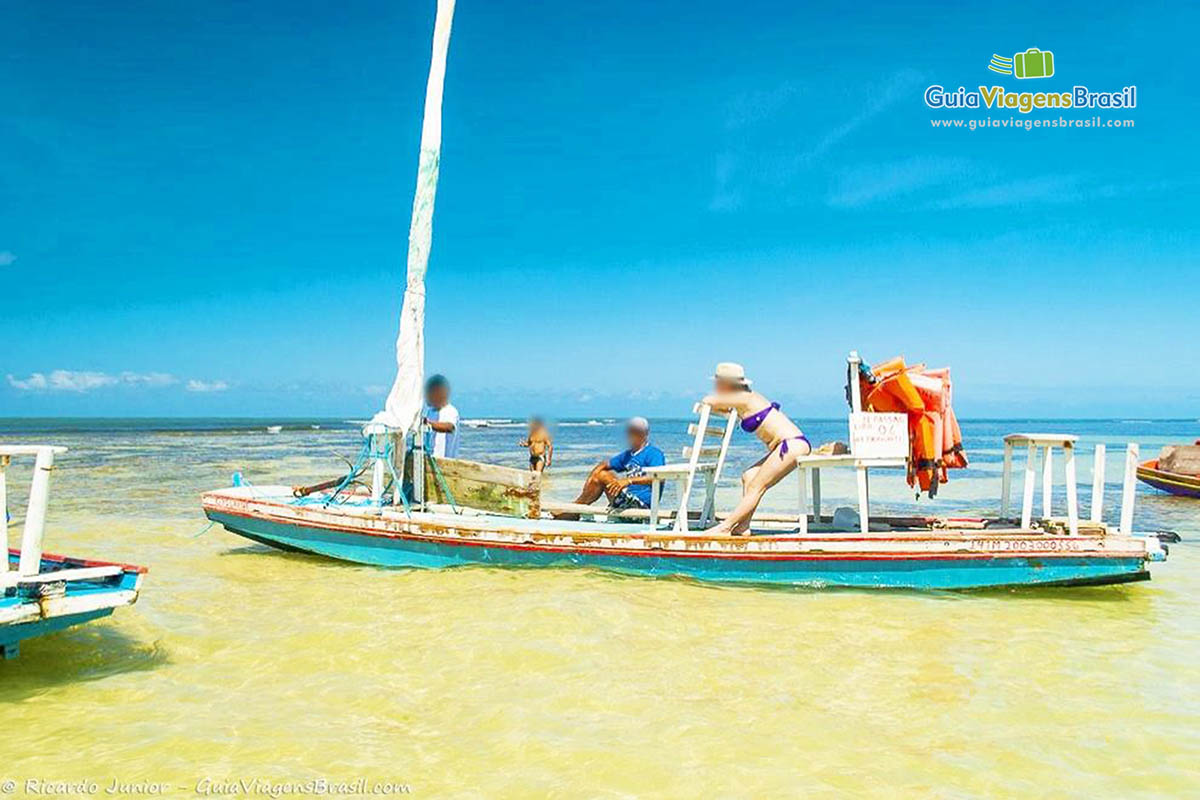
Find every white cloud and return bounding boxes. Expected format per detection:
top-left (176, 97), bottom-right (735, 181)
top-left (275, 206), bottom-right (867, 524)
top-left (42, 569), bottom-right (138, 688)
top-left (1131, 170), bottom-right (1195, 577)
top-left (121, 372), bottom-right (178, 388)
top-left (186, 379), bottom-right (229, 393)
top-left (8, 370), bottom-right (118, 392)
top-left (7, 370), bottom-right (182, 392)
top-left (0, 251), bottom-right (15, 266)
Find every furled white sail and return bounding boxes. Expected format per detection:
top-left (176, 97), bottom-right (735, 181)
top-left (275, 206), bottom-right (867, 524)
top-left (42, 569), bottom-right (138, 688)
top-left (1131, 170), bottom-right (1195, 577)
top-left (374, 0), bottom-right (456, 432)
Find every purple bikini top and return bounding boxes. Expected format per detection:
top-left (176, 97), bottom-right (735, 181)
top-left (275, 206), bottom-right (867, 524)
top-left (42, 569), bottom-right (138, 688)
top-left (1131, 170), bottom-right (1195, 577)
top-left (740, 402), bottom-right (780, 433)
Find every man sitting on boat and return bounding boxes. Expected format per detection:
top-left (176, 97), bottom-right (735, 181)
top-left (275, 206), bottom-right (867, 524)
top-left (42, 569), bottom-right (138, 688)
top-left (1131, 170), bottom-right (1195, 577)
top-left (423, 374), bottom-right (460, 459)
top-left (558, 417), bottom-right (665, 519)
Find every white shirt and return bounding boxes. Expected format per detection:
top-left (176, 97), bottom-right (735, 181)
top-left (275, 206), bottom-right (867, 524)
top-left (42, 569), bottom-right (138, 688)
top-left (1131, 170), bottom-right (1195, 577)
top-left (426, 403), bottom-right (460, 458)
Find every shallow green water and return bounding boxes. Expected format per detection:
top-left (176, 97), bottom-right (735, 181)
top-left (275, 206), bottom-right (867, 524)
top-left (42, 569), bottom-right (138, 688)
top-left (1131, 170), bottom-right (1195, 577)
top-left (2, 419), bottom-right (1198, 797)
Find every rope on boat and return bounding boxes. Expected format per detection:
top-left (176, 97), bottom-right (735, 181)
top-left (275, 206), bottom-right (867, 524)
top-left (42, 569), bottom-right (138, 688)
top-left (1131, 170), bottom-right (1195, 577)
top-left (190, 520), bottom-right (217, 538)
top-left (426, 452), bottom-right (460, 514)
top-left (301, 438), bottom-right (372, 508)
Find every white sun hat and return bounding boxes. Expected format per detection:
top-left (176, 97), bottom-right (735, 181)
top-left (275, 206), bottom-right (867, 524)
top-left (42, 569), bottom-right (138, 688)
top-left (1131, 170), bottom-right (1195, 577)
top-left (712, 362), bottom-right (752, 387)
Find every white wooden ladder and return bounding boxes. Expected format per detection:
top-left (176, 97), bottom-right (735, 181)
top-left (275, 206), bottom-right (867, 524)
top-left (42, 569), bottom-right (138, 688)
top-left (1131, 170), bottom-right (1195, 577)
top-left (644, 403), bottom-right (739, 531)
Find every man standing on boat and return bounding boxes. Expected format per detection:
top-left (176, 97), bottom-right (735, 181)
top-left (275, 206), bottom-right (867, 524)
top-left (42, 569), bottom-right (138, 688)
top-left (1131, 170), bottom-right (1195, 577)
top-left (559, 417), bottom-right (665, 518)
top-left (423, 374), bottom-right (460, 459)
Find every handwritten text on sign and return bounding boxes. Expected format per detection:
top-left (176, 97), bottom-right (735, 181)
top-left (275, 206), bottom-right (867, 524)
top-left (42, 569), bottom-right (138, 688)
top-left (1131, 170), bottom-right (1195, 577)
top-left (849, 412), bottom-right (908, 459)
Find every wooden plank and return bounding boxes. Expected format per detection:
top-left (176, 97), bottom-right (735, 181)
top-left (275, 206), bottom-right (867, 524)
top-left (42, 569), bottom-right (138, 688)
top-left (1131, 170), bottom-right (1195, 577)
top-left (1021, 443), bottom-right (1037, 529)
top-left (1065, 443), bottom-right (1079, 536)
top-left (17, 566), bottom-right (123, 584)
top-left (417, 457), bottom-right (542, 518)
top-left (676, 405), bottom-right (711, 532)
top-left (1042, 445), bottom-right (1054, 520)
top-left (1120, 443), bottom-right (1138, 535)
top-left (1090, 444), bottom-right (1106, 523)
top-left (687, 424), bottom-right (727, 439)
top-left (797, 467), bottom-right (808, 534)
top-left (811, 468), bottom-right (821, 523)
top-left (692, 403), bottom-right (730, 420)
top-left (1000, 441), bottom-right (1013, 517)
top-left (0, 446), bottom-right (67, 457)
top-left (19, 447), bottom-right (56, 576)
top-left (855, 467), bottom-right (870, 534)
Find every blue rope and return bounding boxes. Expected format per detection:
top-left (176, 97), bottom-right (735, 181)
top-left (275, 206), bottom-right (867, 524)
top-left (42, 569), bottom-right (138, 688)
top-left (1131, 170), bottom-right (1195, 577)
top-left (426, 453), bottom-right (460, 514)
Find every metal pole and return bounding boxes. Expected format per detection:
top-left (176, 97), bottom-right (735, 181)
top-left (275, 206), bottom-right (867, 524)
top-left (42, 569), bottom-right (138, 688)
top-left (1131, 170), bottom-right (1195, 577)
top-left (414, 421), bottom-right (426, 508)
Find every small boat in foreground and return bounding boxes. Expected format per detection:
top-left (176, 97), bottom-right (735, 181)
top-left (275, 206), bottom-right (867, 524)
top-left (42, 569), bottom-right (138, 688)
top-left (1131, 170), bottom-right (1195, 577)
top-left (2, 445), bottom-right (147, 660)
top-left (1138, 444), bottom-right (1200, 498)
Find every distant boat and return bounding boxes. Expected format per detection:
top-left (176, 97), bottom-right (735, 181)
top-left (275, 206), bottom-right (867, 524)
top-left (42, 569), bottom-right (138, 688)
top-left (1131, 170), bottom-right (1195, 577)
top-left (266, 425), bottom-right (283, 434)
top-left (1138, 443), bottom-right (1200, 498)
top-left (3, 445), bottom-right (147, 660)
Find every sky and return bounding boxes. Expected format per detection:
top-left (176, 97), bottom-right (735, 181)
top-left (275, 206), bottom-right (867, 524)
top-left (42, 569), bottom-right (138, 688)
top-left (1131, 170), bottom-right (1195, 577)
top-left (1, 0), bottom-right (1197, 419)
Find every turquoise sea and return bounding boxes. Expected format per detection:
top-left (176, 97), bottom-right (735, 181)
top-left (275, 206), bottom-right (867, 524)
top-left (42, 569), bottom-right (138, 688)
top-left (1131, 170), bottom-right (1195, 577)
top-left (1, 416), bottom-right (1198, 797)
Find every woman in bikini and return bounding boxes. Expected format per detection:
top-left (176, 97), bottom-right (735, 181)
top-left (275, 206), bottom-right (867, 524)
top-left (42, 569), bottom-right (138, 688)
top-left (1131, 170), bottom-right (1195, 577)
top-left (703, 362), bottom-right (811, 536)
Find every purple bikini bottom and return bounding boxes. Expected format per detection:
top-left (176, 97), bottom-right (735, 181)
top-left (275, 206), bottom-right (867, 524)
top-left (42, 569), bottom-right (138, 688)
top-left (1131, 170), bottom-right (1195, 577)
top-left (777, 435), bottom-right (811, 459)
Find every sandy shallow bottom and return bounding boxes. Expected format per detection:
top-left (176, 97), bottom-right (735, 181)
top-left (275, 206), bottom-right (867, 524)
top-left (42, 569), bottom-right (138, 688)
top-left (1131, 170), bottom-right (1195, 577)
top-left (2, 419), bottom-right (1198, 798)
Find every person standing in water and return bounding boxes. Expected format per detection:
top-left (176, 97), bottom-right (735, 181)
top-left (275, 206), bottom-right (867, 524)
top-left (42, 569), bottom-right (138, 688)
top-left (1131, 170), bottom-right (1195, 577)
top-left (519, 417), bottom-right (554, 472)
top-left (702, 362), bottom-right (810, 536)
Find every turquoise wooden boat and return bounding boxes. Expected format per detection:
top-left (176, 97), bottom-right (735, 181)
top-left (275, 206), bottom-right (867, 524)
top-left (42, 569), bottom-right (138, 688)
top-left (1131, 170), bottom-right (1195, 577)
top-left (200, 2), bottom-right (1167, 592)
top-left (2, 445), bottom-right (147, 660)
top-left (202, 485), bottom-right (1164, 591)
top-left (2, 551), bottom-right (147, 660)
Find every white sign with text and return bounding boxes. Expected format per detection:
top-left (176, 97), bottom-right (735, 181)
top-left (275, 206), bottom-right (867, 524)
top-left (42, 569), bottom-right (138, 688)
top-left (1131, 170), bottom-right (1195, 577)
top-left (849, 412), bottom-right (908, 459)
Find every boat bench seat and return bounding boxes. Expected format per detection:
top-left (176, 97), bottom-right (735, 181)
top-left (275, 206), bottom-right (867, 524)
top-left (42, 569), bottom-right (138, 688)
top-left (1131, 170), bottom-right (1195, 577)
top-left (539, 500), bottom-right (659, 521)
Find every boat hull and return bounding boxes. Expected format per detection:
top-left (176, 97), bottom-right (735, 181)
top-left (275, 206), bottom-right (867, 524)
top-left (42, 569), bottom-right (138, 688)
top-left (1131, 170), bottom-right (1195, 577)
top-left (2, 552), bottom-right (146, 660)
top-left (203, 488), bottom-right (1156, 591)
top-left (1137, 460), bottom-right (1200, 498)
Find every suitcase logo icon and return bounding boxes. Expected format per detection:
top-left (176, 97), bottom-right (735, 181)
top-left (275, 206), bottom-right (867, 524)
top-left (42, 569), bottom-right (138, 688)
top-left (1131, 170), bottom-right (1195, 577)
top-left (987, 48), bottom-right (1055, 79)
top-left (1014, 48), bottom-right (1054, 79)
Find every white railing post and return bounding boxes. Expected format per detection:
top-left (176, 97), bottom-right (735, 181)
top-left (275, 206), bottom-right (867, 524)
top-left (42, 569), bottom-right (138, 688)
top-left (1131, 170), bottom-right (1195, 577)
top-left (18, 447), bottom-right (56, 576)
top-left (1041, 445), bottom-right (1054, 519)
top-left (848, 351), bottom-right (864, 412)
top-left (1119, 443), bottom-right (1138, 536)
top-left (1064, 442), bottom-right (1079, 535)
top-left (1090, 444), bottom-right (1106, 523)
top-left (0, 455), bottom-right (8, 576)
top-left (1021, 443), bottom-right (1037, 529)
top-left (1000, 440), bottom-right (1013, 517)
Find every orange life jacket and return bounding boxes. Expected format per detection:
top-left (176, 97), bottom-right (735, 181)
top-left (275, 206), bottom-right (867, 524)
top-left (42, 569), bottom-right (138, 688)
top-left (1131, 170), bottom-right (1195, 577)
top-left (856, 356), bottom-right (967, 497)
